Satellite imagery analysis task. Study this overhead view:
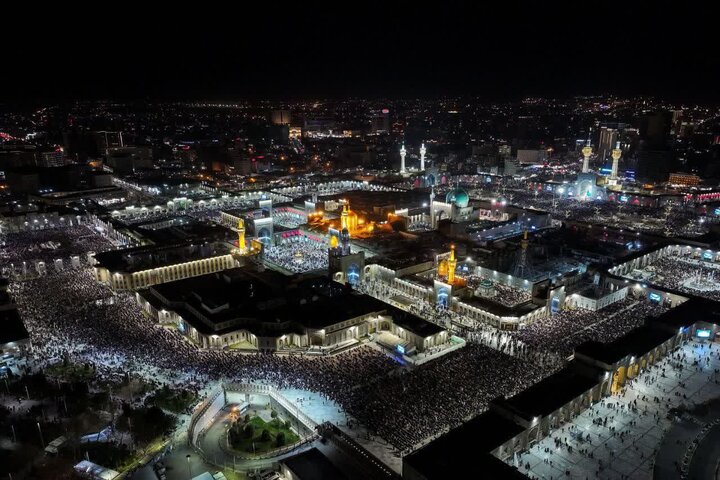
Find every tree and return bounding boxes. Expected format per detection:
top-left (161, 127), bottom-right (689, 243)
top-left (243, 423), bottom-right (254, 439)
top-left (270, 410), bottom-right (278, 419)
top-left (275, 432), bottom-right (286, 447)
top-left (229, 424), bottom-right (240, 445)
top-left (285, 419), bottom-right (292, 429)
top-left (244, 413), bottom-right (250, 423)
top-left (260, 429), bottom-right (271, 442)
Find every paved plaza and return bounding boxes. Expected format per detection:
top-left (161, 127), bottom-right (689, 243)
top-left (279, 387), bottom-right (403, 473)
top-left (512, 341), bottom-right (720, 479)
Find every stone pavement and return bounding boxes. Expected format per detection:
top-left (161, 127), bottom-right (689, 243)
top-left (510, 341), bottom-right (720, 480)
top-left (279, 387), bottom-right (403, 474)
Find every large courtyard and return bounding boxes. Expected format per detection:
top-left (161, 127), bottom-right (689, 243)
top-left (512, 340), bottom-right (720, 479)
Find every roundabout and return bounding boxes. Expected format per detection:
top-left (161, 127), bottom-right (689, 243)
top-left (188, 383), bottom-right (320, 472)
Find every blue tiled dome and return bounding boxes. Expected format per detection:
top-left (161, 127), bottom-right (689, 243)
top-left (445, 188), bottom-right (469, 208)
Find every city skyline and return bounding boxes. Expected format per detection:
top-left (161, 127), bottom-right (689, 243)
top-left (2, 4), bottom-right (720, 480)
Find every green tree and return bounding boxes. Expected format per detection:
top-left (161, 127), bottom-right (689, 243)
top-left (260, 429), bottom-right (271, 442)
top-left (243, 423), bottom-right (254, 439)
top-left (275, 431), bottom-right (286, 447)
top-left (270, 410), bottom-right (278, 419)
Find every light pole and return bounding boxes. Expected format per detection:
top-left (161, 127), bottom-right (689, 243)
top-left (37, 422), bottom-right (45, 448)
top-left (186, 454), bottom-right (191, 479)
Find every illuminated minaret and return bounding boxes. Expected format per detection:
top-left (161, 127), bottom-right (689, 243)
top-left (610, 141), bottom-right (621, 183)
top-left (420, 142), bottom-right (427, 171)
top-left (447, 245), bottom-right (457, 284)
top-left (341, 203), bottom-right (349, 230)
top-left (400, 144), bottom-right (407, 173)
top-left (429, 185), bottom-right (436, 229)
top-left (581, 131), bottom-right (593, 173)
top-left (340, 227), bottom-right (350, 255)
top-left (237, 218), bottom-right (246, 252)
top-left (514, 230), bottom-right (530, 277)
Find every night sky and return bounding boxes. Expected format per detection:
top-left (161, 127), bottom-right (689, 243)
top-left (1, 2), bottom-right (717, 103)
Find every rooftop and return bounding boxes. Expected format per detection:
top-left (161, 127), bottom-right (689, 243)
top-left (0, 308), bottom-right (28, 345)
top-left (403, 410), bottom-right (526, 479)
top-left (575, 325), bottom-right (675, 366)
top-left (145, 268), bottom-right (388, 336)
top-left (387, 307), bottom-right (445, 337)
top-left (94, 241), bottom-right (232, 273)
top-left (497, 363), bottom-right (602, 420)
top-left (283, 447), bottom-right (348, 480)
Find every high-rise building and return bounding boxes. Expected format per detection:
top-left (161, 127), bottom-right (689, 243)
top-left (95, 131), bottom-right (124, 155)
top-left (39, 148), bottom-right (65, 167)
top-left (270, 110), bottom-right (291, 125)
top-left (498, 145), bottom-right (512, 159)
top-left (371, 109), bottom-right (390, 133)
top-left (640, 112), bottom-right (672, 149)
top-left (597, 127), bottom-right (618, 162)
top-left (503, 158), bottom-right (519, 176)
top-left (671, 110), bottom-right (683, 135)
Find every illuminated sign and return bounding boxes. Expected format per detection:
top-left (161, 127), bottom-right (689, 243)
top-left (648, 292), bottom-right (662, 303)
top-left (714, 208), bottom-right (720, 216)
top-left (551, 297), bottom-right (560, 313)
top-left (381, 108), bottom-right (389, 114)
top-left (696, 329), bottom-right (711, 338)
top-left (703, 251), bottom-right (714, 260)
top-left (397, 344), bottom-right (405, 354)
top-left (620, 195), bottom-right (629, 202)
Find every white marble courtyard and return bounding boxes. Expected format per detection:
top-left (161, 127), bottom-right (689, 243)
top-left (512, 341), bottom-right (720, 480)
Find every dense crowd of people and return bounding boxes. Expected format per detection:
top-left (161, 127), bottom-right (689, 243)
top-left (637, 254), bottom-right (720, 301)
top-left (8, 263), bottom-right (413, 445)
top-left (466, 181), bottom-right (712, 238)
top-left (510, 298), bottom-right (668, 357)
top-left (3, 222), bottom-right (702, 456)
top-left (264, 241), bottom-right (329, 273)
top-left (358, 278), bottom-right (564, 370)
top-left (345, 343), bottom-right (547, 454)
top-left (466, 275), bottom-right (532, 306)
top-left (0, 225), bottom-right (115, 276)
top-left (407, 221), bottom-right (432, 232)
top-left (273, 209), bottom-right (306, 229)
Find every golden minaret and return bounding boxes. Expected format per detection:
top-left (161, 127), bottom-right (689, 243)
top-left (237, 218), bottom-right (246, 252)
top-left (447, 245), bottom-right (457, 284)
top-left (341, 203), bottom-right (349, 230)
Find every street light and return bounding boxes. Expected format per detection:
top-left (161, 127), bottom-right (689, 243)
top-left (186, 454), bottom-right (191, 479)
top-left (37, 422), bottom-right (44, 448)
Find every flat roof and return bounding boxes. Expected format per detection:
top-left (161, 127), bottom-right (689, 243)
top-left (654, 297), bottom-right (720, 330)
top-left (498, 363), bottom-right (602, 420)
top-left (575, 325), bottom-right (675, 365)
top-left (387, 307), bottom-right (445, 337)
top-left (403, 410), bottom-right (526, 479)
top-left (462, 295), bottom-right (539, 317)
top-left (0, 308), bottom-right (29, 344)
top-left (283, 447), bottom-right (348, 480)
top-left (94, 241), bottom-right (231, 273)
top-left (147, 268), bottom-right (387, 336)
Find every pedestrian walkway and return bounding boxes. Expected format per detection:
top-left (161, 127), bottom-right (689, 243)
top-left (512, 341), bottom-right (720, 480)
